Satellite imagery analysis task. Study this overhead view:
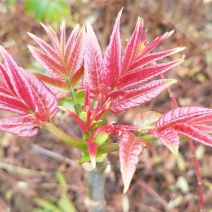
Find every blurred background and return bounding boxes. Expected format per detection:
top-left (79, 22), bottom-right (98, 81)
top-left (0, 0), bottom-right (212, 211)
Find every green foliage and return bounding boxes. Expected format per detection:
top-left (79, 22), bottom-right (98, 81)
top-left (59, 90), bottom-right (85, 110)
top-left (25, 0), bottom-right (71, 22)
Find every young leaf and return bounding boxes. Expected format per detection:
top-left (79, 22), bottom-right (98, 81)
top-left (109, 79), bottom-right (177, 114)
top-left (118, 58), bottom-right (183, 89)
top-left (119, 131), bottom-right (147, 193)
top-left (86, 137), bottom-right (98, 168)
top-left (84, 23), bottom-right (104, 99)
top-left (103, 9), bottom-right (122, 89)
top-left (151, 128), bottom-right (179, 155)
top-left (150, 107), bottom-right (212, 154)
top-left (134, 111), bottom-right (162, 132)
top-left (29, 22), bottom-right (85, 97)
top-left (84, 11), bottom-right (184, 113)
top-left (0, 46), bottom-right (58, 137)
top-left (121, 17), bottom-right (143, 75)
top-left (174, 124), bottom-right (212, 147)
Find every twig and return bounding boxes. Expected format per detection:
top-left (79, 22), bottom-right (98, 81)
top-left (138, 180), bottom-right (170, 211)
top-left (0, 161), bottom-right (45, 176)
top-left (31, 144), bottom-right (75, 166)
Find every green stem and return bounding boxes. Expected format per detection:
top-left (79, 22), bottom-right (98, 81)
top-left (98, 134), bottom-right (157, 154)
top-left (67, 78), bottom-right (82, 116)
top-left (141, 134), bottom-right (156, 142)
top-left (45, 122), bottom-right (86, 152)
top-left (98, 143), bottom-right (119, 154)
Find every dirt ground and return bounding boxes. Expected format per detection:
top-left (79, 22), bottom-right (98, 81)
top-left (0, 0), bottom-right (212, 211)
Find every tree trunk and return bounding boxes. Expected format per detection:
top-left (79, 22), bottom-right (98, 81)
top-left (83, 159), bottom-right (110, 212)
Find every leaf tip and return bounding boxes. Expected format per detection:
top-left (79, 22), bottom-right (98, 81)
top-left (169, 145), bottom-right (179, 156)
top-left (169, 30), bottom-right (175, 36)
top-left (167, 79), bottom-right (178, 86)
top-left (123, 182), bottom-right (130, 194)
top-left (116, 7), bottom-right (124, 22)
top-left (90, 155), bottom-right (96, 168)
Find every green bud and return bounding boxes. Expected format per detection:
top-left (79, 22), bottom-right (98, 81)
top-left (79, 111), bottom-right (87, 122)
top-left (95, 132), bottom-right (109, 146)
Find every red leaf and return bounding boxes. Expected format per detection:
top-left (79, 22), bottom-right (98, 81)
top-left (84, 23), bottom-right (103, 99)
top-left (155, 107), bottom-right (212, 128)
top-left (118, 58), bottom-right (183, 89)
top-left (103, 9), bottom-right (122, 89)
top-left (0, 92), bottom-right (30, 114)
top-left (121, 18), bottom-right (143, 75)
top-left (69, 111), bottom-right (89, 133)
top-left (60, 21), bottom-right (66, 54)
top-left (135, 30), bottom-right (174, 60)
top-left (151, 128), bottom-right (179, 155)
top-left (192, 124), bottom-right (212, 132)
top-left (29, 22), bottom-right (85, 94)
top-left (87, 137), bottom-right (98, 168)
top-left (119, 131), bottom-right (146, 193)
top-left (34, 73), bottom-right (68, 89)
top-left (20, 68), bottom-right (58, 121)
top-left (27, 32), bottom-right (63, 64)
top-left (64, 24), bottom-right (79, 61)
top-left (28, 45), bottom-right (64, 79)
top-left (174, 124), bottom-right (212, 147)
top-left (129, 47), bottom-right (185, 72)
top-left (110, 79), bottom-right (177, 113)
top-left (0, 114), bottom-right (39, 137)
top-left (150, 107), bottom-right (212, 153)
top-left (83, 11), bottom-right (183, 113)
top-left (66, 27), bottom-right (86, 76)
top-left (70, 64), bottom-right (84, 87)
top-left (40, 23), bottom-right (62, 56)
top-left (0, 47), bottom-right (58, 137)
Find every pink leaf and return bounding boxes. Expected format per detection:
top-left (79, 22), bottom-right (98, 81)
top-left (64, 24), bottom-right (79, 61)
top-left (135, 30), bottom-right (174, 60)
top-left (0, 114), bottom-right (39, 137)
top-left (27, 32), bottom-right (63, 64)
top-left (0, 92), bottom-right (30, 114)
top-left (34, 73), bottom-right (68, 89)
top-left (110, 79), bottom-right (177, 114)
top-left (119, 131), bottom-right (146, 193)
top-left (20, 68), bottom-right (58, 121)
top-left (0, 47), bottom-right (36, 110)
top-left (129, 47), bottom-right (185, 72)
top-left (60, 21), bottom-right (66, 54)
top-left (0, 46), bottom-right (58, 137)
top-left (29, 22), bottom-right (85, 93)
top-left (174, 123), bottom-right (212, 147)
top-left (192, 124), bottom-right (212, 132)
top-left (40, 23), bottom-right (62, 56)
top-left (66, 27), bottom-right (86, 75)
top-left (151, 128), bottom-right (179, 155)
top-left (121, 18), bottom-right (143, 75)
top-left (84, 23), bottom-right (103, 99)
top-left (28, 45), bottom-right (65, 78)
top-left (156, 107), bottom-right (212, 128)
top-left (150, 107), bottom-right (212, 152)
top-left (34, 73), bottom-right (69, 98)
top-left (69, 111), bottom-right (88, 133)
top-left (87, 137), bottom-right (98, 168)
top-left (118, 59), bottom-right (183, 89)
top-left (103, 9), bottom-right (122, 89)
